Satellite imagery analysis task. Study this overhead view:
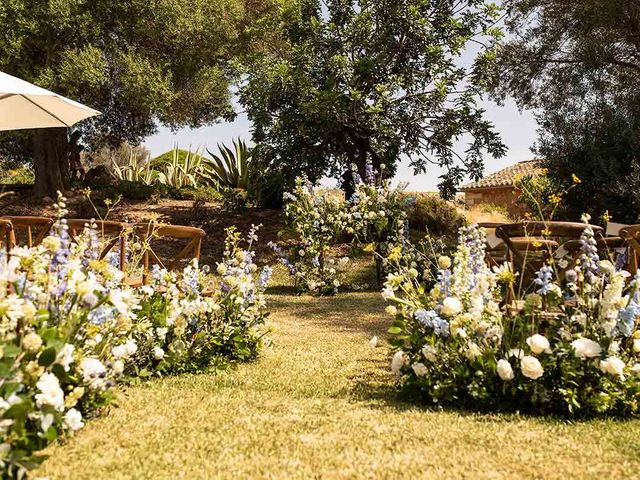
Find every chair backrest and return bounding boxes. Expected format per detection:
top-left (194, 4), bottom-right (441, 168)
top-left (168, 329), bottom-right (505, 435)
top-left (66, 219), bottom-right (128, 270)
top-left (1, 216), bottom-right (54, 247)
top-left (620, 225), bottom-right (640, 274)
top-left (496, 221), bottom-right (604, 275)
top-left (0, 219), bottom-right (16, 256)
top-left (132, 223), bottom-right (205, 279)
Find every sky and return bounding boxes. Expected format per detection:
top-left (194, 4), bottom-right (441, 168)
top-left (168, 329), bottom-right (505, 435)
top-left (143, 98), bottom-right (538, 192)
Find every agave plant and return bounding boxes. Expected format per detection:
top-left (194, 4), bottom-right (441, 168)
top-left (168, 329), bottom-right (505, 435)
top-left (204, 138), bottom-right (253, 190)
top-left (156, 146), bottom-right (207, 189)
top-left (112, 148), bottom-right (156, 185)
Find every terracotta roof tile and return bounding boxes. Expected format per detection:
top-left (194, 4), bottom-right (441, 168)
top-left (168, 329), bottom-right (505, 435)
top-left (460, 160), bottom-right (544, 191)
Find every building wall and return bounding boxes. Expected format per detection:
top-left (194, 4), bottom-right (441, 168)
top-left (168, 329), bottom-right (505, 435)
top-left (464, 187), bottom-right (529, 218)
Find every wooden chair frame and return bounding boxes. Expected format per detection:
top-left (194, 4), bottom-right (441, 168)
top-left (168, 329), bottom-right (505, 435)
top-left (1, 216), bottom-right (54, 247)
top-left (133, 223), bottom-right (205, 283)
top-left (66, 219), bottom-right (127, 270)
top-left (0, 219), bottom-right (16, 256)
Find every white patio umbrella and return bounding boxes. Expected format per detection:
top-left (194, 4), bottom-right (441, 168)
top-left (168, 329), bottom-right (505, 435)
top-left (0, 71), bottom-right (100, 131)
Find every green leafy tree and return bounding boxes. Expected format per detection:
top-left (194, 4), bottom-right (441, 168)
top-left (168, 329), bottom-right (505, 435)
top-left (493, 0), bottom-right (640, 222)
top-left (240, 0), bottom-right (506, 199)
top-left (0, 0), bottom-right (276, 197)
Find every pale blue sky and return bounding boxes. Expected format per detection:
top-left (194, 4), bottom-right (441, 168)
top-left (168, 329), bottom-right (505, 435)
top-left (143, 97), bottom-right (538, 192)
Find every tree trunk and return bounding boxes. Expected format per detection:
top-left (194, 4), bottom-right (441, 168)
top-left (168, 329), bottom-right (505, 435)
top-left (32, 128), bottom-right (70, 198)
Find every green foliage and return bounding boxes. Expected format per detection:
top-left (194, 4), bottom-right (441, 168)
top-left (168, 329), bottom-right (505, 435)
top-left (240, 0), bottom-right (506, 197)
top-left (0, 0), bottom-right (277, 163)
top-left (205, 138), bottom-right (252, 190)
top-left (0, 159), bottom-right (34, 184)
top-left (494, 0), bottom-right (640, 223)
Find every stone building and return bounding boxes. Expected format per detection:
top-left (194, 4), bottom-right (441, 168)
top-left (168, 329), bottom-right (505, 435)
top-left (460, 159), bottom-right (544, 217)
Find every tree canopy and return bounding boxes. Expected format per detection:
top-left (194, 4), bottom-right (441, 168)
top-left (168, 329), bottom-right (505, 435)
top-left (240, 0), bottom-right (506, 198)
top-left (493, 0), bottom-right (640, 222)
top-left (0, 0), bottom-right (276, 195)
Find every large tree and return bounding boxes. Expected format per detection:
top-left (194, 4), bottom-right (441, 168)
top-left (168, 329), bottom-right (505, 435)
top-left (0, 0), bottom-right (276, 197)
top-left (493, 0), bottom-right (640, 221)
top-left (240, 0), bottom-right (506, 198)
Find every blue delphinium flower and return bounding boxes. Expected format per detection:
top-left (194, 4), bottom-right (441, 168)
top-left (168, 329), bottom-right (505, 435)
top-left (364, 160), bottom-right (375, 185)
top-left (615, 302), bottom-right (640, 337)
top-left (579, 222), bottom-right (599, 281)
top-left (257, 266), bottom-right (273, 288)
top-left (534, 264), bottom-right (554, 295)
top-left (438, 269), bottom-right (451, 297)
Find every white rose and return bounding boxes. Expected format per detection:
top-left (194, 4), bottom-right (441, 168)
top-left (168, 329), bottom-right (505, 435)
top-left (497, 359), bottom-right (514, 381)
top-left (390, 351), bottom-right (407, 376)
top-left (520, 355), bottom-right (544, 380)
top-left (600, 356), bottom-right (625, 379)
top-left (633, 339), bottom-right (640, 354)
top-left (441, 297), bottom-right (463, 317)
top-left (571, 338), bottom-right (602, 359)
top-left (411, 363), bottom-right (428, 377)
top-left (631, 363), bottom-right (640, 377)
top-left (422, 344), bottom-right (437, 362)
top-left (526, 334), bottom-right (551, 354)
top-left (153, 346), bottom-right (165, 360)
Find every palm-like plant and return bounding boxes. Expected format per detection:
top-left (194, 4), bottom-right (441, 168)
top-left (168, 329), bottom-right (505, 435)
top-left (204, 138), bottom-right (253, 190)
top-left (156, 146), bottom-right (207, 189)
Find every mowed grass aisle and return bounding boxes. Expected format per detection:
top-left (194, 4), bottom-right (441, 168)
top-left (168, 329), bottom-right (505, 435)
top-left (41, 292), bottom-right (640, 479)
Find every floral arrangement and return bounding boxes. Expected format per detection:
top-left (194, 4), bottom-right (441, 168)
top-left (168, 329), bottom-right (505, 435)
top-left (0, 197), bottom-right (271, 477)
top-left (129, 226), bottom-right (271, 376)
top-left (274, 163), bottom-right (413, 295)
top-left (384, 219), bottom-right (640, 417)
top-left (271, 177), bottom-right (350, 295)
top-left (347, 163), bottom-right (413, 282)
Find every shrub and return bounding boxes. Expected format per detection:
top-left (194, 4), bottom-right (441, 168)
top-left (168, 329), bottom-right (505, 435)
top-left (383, 220), bottom-right (640, 417)
top-left (406, 193), bottom-right (466, 238)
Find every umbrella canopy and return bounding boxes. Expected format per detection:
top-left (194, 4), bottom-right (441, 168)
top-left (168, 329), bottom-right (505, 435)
top-left (0, 71), bottom-right (100, 131)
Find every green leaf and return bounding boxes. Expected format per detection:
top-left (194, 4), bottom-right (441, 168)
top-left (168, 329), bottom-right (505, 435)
top-left (388, 326), bottom-right (403, 334)
top-left (38, 347), bottom-right (57, 367)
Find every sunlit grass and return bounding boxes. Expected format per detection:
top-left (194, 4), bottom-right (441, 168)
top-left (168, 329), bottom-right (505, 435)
top-left (39, 289), bottom-right (640, 479)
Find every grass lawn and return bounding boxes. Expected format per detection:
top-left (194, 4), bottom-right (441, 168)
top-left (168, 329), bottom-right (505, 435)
top-left (39, 288), bottom-right (640, 479)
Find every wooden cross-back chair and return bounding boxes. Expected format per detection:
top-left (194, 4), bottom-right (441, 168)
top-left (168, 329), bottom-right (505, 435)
top-left (620, 225), bottom-right (640, 274)
top-left (133, 223), bottom-right (205, 283)
top-left (1, 216), bottom-right (54, 247)
top-left (0, 219), bottom-right (16, 256)
top-left (495, 221), bottom-right (604, 276)
top-left (66, 219), bottom-right (127, 270)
